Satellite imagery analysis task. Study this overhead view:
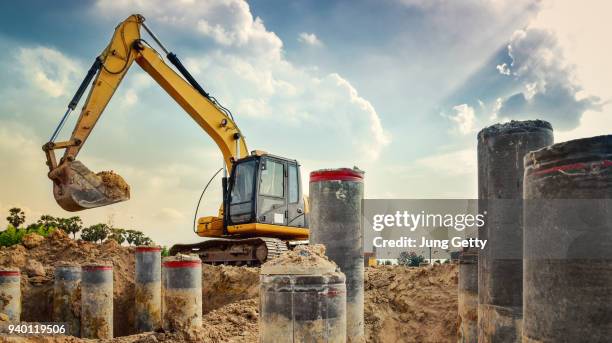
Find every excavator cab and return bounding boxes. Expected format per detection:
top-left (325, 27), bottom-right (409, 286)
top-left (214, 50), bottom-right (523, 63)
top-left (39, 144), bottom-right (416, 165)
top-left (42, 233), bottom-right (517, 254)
top-left (227, 153), bottom-right (306, 229)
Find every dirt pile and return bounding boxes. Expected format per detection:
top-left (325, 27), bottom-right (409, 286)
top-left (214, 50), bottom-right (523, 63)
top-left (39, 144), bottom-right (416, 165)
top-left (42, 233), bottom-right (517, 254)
top-left (2, 299), bottom-right (260, 343)
top-left (1, 234), bottom-right (459, 342)
top-left (0, 230), bottom-right (135, 337)
top-left (21, 233), bottom-right (44, 249)
top-left (365, 264), bottom-right (458, 343)
top-left (202, 265), bottom-right (259, 313)
top-left (261, 244), bottom-right (337, 275)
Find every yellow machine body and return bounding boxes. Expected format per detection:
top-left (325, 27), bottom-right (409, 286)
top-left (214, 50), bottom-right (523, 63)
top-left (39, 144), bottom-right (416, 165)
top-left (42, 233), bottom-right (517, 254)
top-left (43, 14), bottom-right (309, 259)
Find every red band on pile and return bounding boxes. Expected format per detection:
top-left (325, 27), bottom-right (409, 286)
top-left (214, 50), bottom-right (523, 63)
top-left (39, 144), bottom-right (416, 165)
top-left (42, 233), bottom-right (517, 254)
top-left (82, 266), bottom-right (113, 271)
top-left (325, 289), bottom-right (346, 298)
top-left (0, 271), bottom-right (20, 277)
top-left (136, 246), bottom-right (162, 252)
top-left (532, 160), bottom-right (612, 176)
top-left (310, 169), bottom-right (364, 183)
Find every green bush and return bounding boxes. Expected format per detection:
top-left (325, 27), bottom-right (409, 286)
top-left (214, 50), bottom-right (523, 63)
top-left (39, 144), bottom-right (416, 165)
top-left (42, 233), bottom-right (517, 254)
top-left (0, 224), bottom-right (55, 247)
top-left (161, 246), bottom-right (170, 257)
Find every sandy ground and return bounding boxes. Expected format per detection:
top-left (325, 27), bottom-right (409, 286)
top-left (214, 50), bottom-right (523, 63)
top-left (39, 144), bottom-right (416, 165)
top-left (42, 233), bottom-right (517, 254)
top-left (0, 232), bottom-right (458, 342)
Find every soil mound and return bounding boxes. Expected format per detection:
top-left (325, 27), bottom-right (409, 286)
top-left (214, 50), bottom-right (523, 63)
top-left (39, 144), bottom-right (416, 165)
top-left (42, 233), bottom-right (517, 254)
top-left (0, 233), bottom-right (459, 342)
top-left (261, 244), bottom-right (337, 275)
top-left (202, 265), bottom-right (259, 313)
top-left (365, 264), bottom-right (458, 343)
top-left (0, 229), bottom-right (135, 337)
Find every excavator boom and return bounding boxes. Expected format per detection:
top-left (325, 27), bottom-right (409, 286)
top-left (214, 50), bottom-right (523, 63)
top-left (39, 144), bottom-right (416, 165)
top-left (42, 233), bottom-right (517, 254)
top-left (44, 14), bottom-right (308, 264)
top-left (43, 14), bottom-right (247, 211)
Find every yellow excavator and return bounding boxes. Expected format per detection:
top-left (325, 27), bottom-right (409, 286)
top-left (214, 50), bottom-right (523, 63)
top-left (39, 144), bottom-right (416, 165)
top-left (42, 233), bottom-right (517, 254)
top-left (43, 14), bottom-right (308, 265)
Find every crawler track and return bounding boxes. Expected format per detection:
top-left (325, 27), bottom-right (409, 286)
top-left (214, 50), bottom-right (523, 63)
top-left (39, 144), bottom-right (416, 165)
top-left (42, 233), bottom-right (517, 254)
top-left (169, 237), bottom-right (288, 266)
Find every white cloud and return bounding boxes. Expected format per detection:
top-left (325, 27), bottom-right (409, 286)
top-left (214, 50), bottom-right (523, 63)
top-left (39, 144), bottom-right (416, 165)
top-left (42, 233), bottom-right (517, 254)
top-left (118, 71), bottom-right (153, 108)
top-left (447, 104), bottom-right (476, 135)
top-left (298, 32), bottom-right (322, 46)
top-left (17, 47), bottom-right (81, 98)
top-left (95, 0), bottom-right (283, 60)
top-left (331, 73), bottom-right (390, 158)
top-left (94, 0), bottom-right (390, 162)
top-left (525, 0), bottom-right (612, 137)
top-left (496, 62), bottom-right (511, 75)
top-left (496, 28), bottom-right (601, 130)
top-left (122, 89), bottom-right (138, 107)
top-left (556, 110), bottom-right (612, 143)
top-left (416, 148), bottom-right (476, 177)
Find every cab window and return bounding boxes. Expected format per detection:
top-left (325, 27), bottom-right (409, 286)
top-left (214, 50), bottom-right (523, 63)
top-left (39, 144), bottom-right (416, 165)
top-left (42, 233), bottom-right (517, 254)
top-left (260, 160), bottom-right (284, 198)
top-left (230, 160), bottom-right (256, 204)
top-left (288, 164), bottom-right (299, 203)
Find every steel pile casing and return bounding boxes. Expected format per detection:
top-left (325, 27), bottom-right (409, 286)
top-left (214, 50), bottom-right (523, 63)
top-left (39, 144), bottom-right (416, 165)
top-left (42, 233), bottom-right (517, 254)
top-left (458, 250), bottom-right (478, 343)
top-left (259, 272), bottom-right (347, 343)
top-left (523, 135), bottom-right (612, 342)
top-left (81, 263), bottom-right (113, 339)
top-left (477, 120), bottom-right (553, 342)
top-left (309, 168), bottom-right (365, 342)
top-left (135, 246), bottom-right (162, 333)
top-left (53, 264), bottom-right (81, 336)
top-left (0, 267), bottom-right (21, 323)
top-left (162, 255), bottom-right (202, 332)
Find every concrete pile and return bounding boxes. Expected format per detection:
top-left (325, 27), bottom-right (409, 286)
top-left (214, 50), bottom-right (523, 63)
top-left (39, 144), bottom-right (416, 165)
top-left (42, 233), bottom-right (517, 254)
top-left (0, 230), bottom-right (460, 342)
top-left (465, 119), bottom-right (611, 342)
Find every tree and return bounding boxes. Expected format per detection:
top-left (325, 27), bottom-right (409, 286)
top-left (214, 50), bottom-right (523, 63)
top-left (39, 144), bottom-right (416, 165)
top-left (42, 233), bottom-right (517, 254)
top-left (37, 214), bottom-right (58, 228)
top-left (80, 226), bottom-right (96, 242)
top-left (6, 208), bottom-right (25, 228)
top-left (125, 229), bottom-right (138, 245)
top-left (107, 228), bottom-right (126, 244)
top-left (81, 223), bottom-right (110, 243)
top-left (135, 235), bottom-right (153, 246)
top-left (125, 229), bottom-right (153, 246)
top-left (398, 251), bottom-right (425, 267)
top-left (59, 217), bottom-right (83, 238)
top-left (398, 251), bottom-right (410, 266)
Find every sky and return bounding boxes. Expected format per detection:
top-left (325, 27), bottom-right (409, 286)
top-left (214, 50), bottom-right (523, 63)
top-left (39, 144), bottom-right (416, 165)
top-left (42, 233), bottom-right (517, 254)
top-left (0, 0), bottom-right (610, 246)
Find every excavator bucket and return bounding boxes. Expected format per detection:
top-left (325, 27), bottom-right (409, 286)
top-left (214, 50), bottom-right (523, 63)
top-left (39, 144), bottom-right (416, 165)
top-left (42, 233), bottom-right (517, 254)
top-left (49, 160), bottom-right (130, 211)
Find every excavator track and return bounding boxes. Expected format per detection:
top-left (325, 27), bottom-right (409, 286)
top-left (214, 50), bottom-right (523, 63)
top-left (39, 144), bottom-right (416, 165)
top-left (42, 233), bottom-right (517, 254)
top-left (169, 237), bottom-right (288, 266)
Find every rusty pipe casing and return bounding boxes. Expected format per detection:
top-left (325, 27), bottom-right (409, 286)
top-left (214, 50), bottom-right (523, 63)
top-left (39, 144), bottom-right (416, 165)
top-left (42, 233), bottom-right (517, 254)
top-left (81, 263), bottom-right (113, 339)
top-left (162, 255), bottom-right (202, 332)
top-left (523, 135), bottom-right (612, 342)
top-left (0, 267), bottom-right (21, 323)
top-left (309, 168), bottom-right (365, 342)
top-left (135, 246), bottom-right (162, 333)
top-left (53, 264), bottom-right (81, 336)
top-left (477, 120), bottom-right (553, 342)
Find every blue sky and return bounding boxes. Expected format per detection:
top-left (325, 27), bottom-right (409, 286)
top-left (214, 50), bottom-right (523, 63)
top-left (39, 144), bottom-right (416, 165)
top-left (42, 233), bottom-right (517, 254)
top-left (1, 0), bottom-right (610, 245)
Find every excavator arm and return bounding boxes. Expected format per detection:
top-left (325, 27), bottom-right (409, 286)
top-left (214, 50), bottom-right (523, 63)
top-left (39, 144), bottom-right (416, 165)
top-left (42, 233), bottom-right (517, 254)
top-left (43, 14), bottom-right (248, 211)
